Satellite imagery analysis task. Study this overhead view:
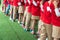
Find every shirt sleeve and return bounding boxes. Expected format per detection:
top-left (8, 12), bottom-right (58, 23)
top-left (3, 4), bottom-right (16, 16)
top-left (27, 0), bottom-right (30, 4)
top-left (55, 8), bottom-right (60, 17)
top-left (24, 0), bottom-right (26, 3)
top-left (40, 4), bottom-right (44, 12)
top-left (32, 0), bottom-right (37, 6)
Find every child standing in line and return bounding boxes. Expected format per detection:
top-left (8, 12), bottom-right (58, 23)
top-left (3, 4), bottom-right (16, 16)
top-left (36, 0), bottom-right (48, 38)
top-left (24, 0), bottom-right (32, 31)
top-left (18, 0), bottom-right (24, 24)
top-left (12, 0), bottom-right (18, 22)
top-left (30, 0), bottom-right (40, 34)
top-left (9, 0), bottom-right (13, 20)
top-left (52, 0), bottom-right (60, 40)
top-left (22, 0), bottom-right (29, 27)
top-left (40, 0), bottom-right (54, 40)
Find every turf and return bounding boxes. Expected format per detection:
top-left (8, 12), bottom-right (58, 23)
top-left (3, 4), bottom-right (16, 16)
top-left (0, 12), bottom-right (37, 40)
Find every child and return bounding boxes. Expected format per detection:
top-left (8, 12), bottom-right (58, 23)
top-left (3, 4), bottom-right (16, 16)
top-left (52, 0), bottom-right (60, 40)
top-left (30, 0), bottom-right (40, 34)
top-left (24, 0), bottom-right (32, 31)
top-left (9, 0), bottom-right (13, 20)
top-left (18, 0), bottom-right (24, 24)
top-left (22, 0), bottom-right (29, 27)
top-left (40, 0), bottom-right (54, 40)
top-left (13, 0), bottom-right (18, 22)
top-left (36, 0), bottom-right (48, 38)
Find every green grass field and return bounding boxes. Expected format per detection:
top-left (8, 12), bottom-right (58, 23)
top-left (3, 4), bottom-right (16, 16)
top-left (0, 11), bottom-right (37, 40)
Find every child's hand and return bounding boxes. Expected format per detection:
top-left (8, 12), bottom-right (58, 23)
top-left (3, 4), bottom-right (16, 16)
top-left (53, 1), bottom-right (58, 8)
top-left (40, 1), bottom-right (43, 5)
top-left (18, 2), bottom-right (21, 6)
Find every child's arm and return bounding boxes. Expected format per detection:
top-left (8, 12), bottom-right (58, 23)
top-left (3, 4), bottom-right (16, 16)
top-left (32, 0), bottom-right (37, 6)
top-left (55, 8), bottom-right (60, 17)
top-left (54, 1), bottom-right (60, 17)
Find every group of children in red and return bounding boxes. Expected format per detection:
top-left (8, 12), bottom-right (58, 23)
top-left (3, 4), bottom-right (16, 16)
top-left (2, 0), bottom-right (60, 40)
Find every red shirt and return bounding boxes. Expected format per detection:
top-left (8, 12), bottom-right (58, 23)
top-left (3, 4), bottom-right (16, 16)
top-left (3, 0), bottom-right (6, 4)
top-left (40, 4), bottom-right (44, 21)
top-left (51, 4), bottom-right (60, 26)
top-left (13, 0), bottom-right (18, 7)
top-left (40, 0), bottom-right (49, 22)
top-left (24, 0), bottom-right (29, 10)
top-left (28, 0), bottom-right (32, 13)
top-left (21, 0), bottom-right (24, 5)
top-left (3, 0), bottom-right (8, 7)
top-left (24, 0), bottom-right (29, 7)
top-left (10, 0), bottom-right (13, 5)
top-left (43, 1), bottom-right (53, 24)
top-left (31, 0), bottom-right (40, 16)
top-left (18, 0), bottom-right (21, 2)
top-left (7, 0), bottom-right (11, 4)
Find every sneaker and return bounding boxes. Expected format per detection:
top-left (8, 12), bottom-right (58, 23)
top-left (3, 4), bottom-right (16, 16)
top-left (20, 22), bottom-right (23, 24)
top-left (38, 38), bottom-right (40, 40)
top-left (46, 38), bottom-right (48, 40)
top-left (30, 29), bottom-right (32, 32)
top-left (24, 28), bottom-right (27, 32)
top-left (30, 30), bottom-right (34, 34)
top-left (18, 21), bottom-right (20, 24)
top-left (12, 20), bottom-right (15, 22)
top-left (20, 23), bottom-right (22, 26)
top-left (9, 17), bottom-right (12, 20)
top-left (21, 22), bottom-right (23, 24)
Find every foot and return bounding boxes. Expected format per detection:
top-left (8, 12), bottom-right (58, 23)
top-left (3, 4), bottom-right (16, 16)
top-left (20, 22), bottom-right (23, 24)
top-left (18, 21), bottom-right (20, 24)
top-left (12, 20), bottom-right (15, 22)
top-left (30, 30), bottom-right (34, 34)
top-left (20, 22), bottom-right (24, 26)
top-left (9, 17), bottom-right (12, 20)
top-left (24, 28), bottom-right (27, 32)
top-left (38, 38), bottom-right (40, 40)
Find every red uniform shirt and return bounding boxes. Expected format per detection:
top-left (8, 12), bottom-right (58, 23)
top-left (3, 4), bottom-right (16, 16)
top-left (3, 0), bottom-right (7, 4)
top-left (13, 0), bottom-right (18, 7)
top-left (21, 0), bottom-right (24, 5)
top-left (40, 4), bottom-right (44, 21)
top-left (31, 0), bottom-right (40, 16)
top-left (25, 0), bottom-right (29, 6)
top-left (51, 4), bottom-right (60, 26)
top-left (24, 0), bottom-right (29, 7)
top-left (43, 1), bottom-right (53, 24)
top-left (24, 0), bottom-right (29, 10)
top-left (7, 0), bottom-right (11, 4)
top-left (10, 0), bottom-right (13, 5)
top-left (28, 0), bottom-right (32, 13)
top-left (3, 0), bottom-right (8, 7)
